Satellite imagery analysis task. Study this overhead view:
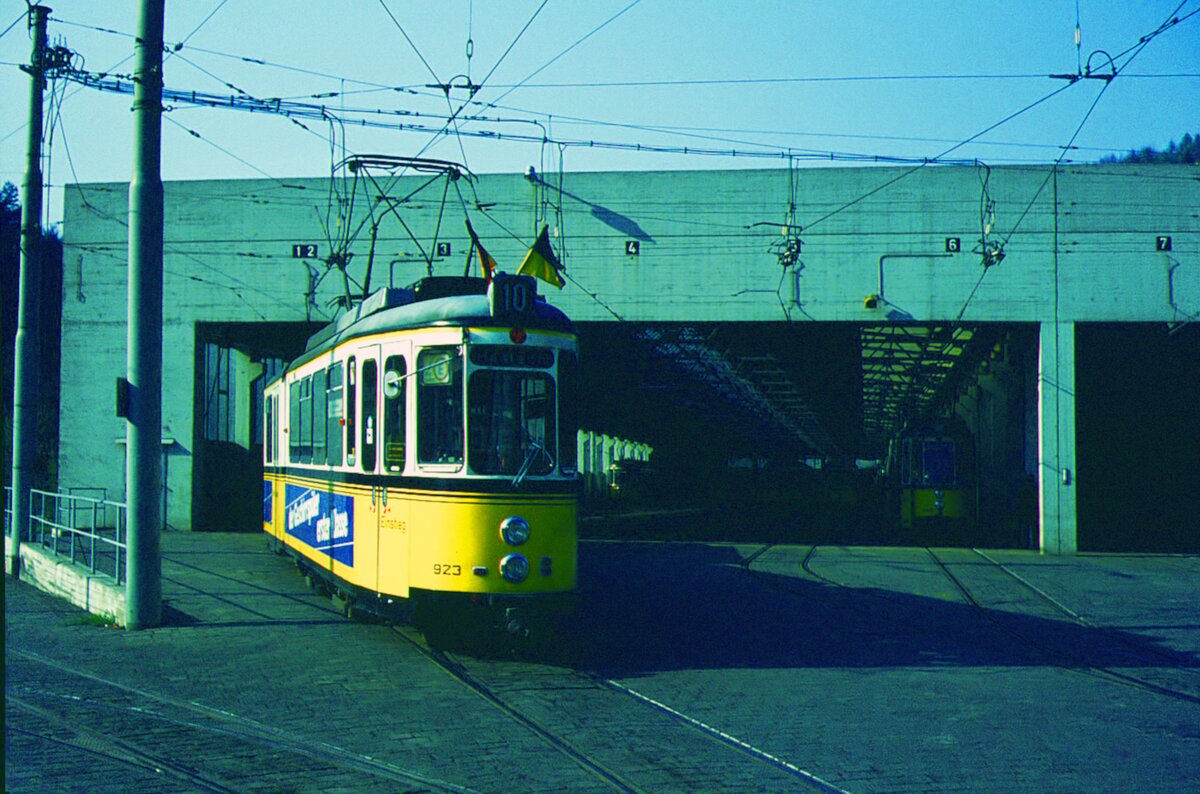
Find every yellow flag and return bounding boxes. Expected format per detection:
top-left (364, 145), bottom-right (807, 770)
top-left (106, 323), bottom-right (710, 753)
top-left (517, 225), bottom-right (565, 289)
top-left (465, 219), bottom-right (497, 281)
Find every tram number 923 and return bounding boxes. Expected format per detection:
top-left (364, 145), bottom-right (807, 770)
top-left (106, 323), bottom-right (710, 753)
top-left (433, 563), bottom-right (462, 576)
top-left (488, 273), bottom-right (535, 318)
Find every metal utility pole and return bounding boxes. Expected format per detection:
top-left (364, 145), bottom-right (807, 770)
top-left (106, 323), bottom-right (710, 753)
top-left (8, 4), bottom-right (50, 577)
top-left (125, 0), bottom-right (165, 629)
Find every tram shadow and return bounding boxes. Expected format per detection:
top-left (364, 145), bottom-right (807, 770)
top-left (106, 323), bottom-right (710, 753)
top-left (559, 541), bottom-right (1200, 678)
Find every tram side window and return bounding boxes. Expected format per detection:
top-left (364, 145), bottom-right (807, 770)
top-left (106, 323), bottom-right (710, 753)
top-left (383, 355), bottom-right (407, 473)
top-left (326, 363), bottom-right (344, 466)
top-left (298, 376), bottom-right (314, 463)
top-left (312, 367), bottom-right (327, 465)
top-left (289, 379), bottom-right (309, 464)
top-left (418, 347), bottom-right (463, 466)
top-left (361, 359), bottom-right (378, 472)
top-left (264, 394), bottom-right (275, 464)
top-left (558, 351), bottom-right (578, 474)
top-left (346, 357), bottom-right (357, 466)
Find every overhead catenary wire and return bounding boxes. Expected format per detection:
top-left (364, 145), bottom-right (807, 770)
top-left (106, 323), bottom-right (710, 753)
top-left (375, 0), bottom-right (556, 203)
top-left (376, 0), bottom-right (442, 86)
top-left (33, 13), bottom-right (1196, 168)
top-left (472, 0), bottom-right (548, 93)
top-left (0, 9), bottom-right (25, 41)
top-left (58, 69), bottom-right (1002, 167)
top-left (21, 1), bottom-right (1200, 343)
top-left (799, 79), bottom-right (1080, 234)
top-left (914, 1), bottom-right (1197, 421)
top-left (164, 115), bottom-right (289, 183)
top-left (803, 1), bottom-right (1198, 237)
top-left (175, 0), bottom-right (230, 50)
top-left (484, 0), bottom-right (643, 110)
top-left (861, 2), bottom-right (1199, 426)
top-left (39, 15), bottom-right (1200, 88)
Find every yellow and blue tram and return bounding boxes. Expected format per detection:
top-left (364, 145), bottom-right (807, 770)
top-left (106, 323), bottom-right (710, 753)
top-left (262, 274), bottom-right (579, 636)
top-left (890, 422), bottom-right (976, 532)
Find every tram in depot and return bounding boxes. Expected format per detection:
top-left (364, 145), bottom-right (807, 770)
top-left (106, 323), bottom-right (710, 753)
top-left (262, 274), bottom-right (579, 639)
top-left (888, 421), bottom-right (977, 533)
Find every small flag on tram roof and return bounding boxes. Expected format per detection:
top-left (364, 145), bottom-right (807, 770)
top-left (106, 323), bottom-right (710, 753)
top-left (465, 219), bottom-right (497, 282)
top-left (517, 225), bottom-right (565, 289)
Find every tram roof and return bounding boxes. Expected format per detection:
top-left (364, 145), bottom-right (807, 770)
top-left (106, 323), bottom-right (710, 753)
top-left (286, 276), bottom-right (575, 372)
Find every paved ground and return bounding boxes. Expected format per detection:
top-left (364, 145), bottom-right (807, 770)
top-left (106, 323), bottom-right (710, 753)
top-left (6, 532), bottom-right (1200, 792)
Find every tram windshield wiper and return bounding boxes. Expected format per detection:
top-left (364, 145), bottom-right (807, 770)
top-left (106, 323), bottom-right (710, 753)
top-left (511, 437), bottom-right (553, 488)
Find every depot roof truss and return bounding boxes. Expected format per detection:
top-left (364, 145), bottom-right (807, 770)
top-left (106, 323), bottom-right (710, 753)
top-left (631, 325), bottom-right (838, 456)
top-left (860, 323), bottom-right (991, 439)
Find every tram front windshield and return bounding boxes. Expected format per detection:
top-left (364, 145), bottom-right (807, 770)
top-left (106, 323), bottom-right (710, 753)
top-left (468, 355), bottom-right (556, 477)
top-left (921, 440), bottom-right (956, 486)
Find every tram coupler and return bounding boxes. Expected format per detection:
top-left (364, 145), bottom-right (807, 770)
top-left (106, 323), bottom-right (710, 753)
top-left (502, 607), bottom-right (528, 637)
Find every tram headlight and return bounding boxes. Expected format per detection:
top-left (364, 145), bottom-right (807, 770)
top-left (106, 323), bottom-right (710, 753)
top-left (499, 553), bottom-right (529, 583)
top-left (499, 516), bottom-right (531, 546)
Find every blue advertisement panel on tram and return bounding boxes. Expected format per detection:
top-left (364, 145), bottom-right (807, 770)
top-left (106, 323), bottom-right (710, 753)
top-left (284, 484), bottom-right (354, 566)
top-left (263, 481), bottom-right (273, 525)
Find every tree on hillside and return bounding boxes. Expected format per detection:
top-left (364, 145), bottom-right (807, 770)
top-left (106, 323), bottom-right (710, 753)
top-left (2, 181), bottom-right (63, 488)
top-left (2, 182), bottom-right (20, 481)
top-left (1100, 132), bottom-right (1199, 164)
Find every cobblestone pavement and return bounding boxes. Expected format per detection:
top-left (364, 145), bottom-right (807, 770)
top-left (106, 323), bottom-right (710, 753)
top-left (7, 533), bottom-right (1200, 792)
top-left (565, 542), bottom-right (1200, 793)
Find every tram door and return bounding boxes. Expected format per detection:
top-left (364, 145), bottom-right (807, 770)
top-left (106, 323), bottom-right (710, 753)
top-left (355, 347), bottom-right (382, 594)
top-left (377, 342), bottom-right (411, 598)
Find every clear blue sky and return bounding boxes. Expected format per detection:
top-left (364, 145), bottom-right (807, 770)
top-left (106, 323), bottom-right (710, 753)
top-left (2, 1), bottom-right (1197, 228)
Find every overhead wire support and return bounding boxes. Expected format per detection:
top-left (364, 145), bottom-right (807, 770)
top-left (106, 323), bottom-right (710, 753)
top-left (426, 77), bottom-right (483, 97)
top-left (9, 3), bottom-right (51, 579)
top-left (950, 2), bottom-right (1196, 328)
top-left (60, 68), bottom-right (991, 166)
top-left (805, 3), bottom-right (1199, 236)
top-left (125, 0), bottom-right (166, 631)
top-left (1000, 0), bottom-right (1194, 251)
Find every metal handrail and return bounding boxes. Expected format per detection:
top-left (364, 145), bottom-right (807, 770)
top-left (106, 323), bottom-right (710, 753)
top-left (26, 488), bottom-right (128, 586)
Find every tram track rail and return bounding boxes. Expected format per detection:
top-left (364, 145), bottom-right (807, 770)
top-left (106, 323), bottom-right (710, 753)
top-left (924, 547), bottom-right (1200, 707)
top-left (389, 624), bottom-right (645, 794)
top-left (275, 536), bottom-right (842, 790)
top-left (389, 621), bottom-right (850, 793)
top-left (7, 648), bottom-right (478, 793)
top-left (8, 695), bottom-right (243, 794)
top-left (748, 544), bottom-right (1200, 707)
top-left (590, 675), bottom-right (851, 794)
top-left (968, 547), bottom-right (1199, 669)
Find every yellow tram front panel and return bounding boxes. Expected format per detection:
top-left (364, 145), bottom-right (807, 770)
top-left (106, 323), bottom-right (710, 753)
top-left (399, 490), bottom-right (577, 596)
top-left (901, 487), bottom-right (970, 527)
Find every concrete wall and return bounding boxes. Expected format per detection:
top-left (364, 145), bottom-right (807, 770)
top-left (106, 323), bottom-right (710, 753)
top-left (58, 165), bottom-right (1197, 533)
top-left (5, 533), bottom-right (125, 626)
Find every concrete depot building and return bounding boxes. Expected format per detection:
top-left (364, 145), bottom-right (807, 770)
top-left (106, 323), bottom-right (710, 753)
top-left (57, 163), bottom-right (1199, 551)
